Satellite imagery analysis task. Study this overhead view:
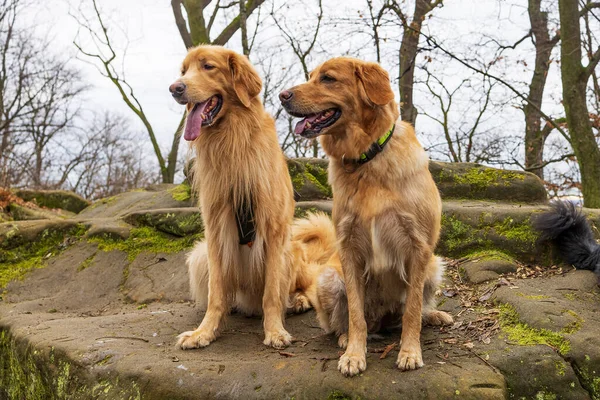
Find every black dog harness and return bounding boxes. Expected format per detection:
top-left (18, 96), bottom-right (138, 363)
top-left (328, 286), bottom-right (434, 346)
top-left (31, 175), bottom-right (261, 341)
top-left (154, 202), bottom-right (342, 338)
top-left (342, 124), bottom-right (395, 170)
top-left (236, 198), bottom-right (256, 247)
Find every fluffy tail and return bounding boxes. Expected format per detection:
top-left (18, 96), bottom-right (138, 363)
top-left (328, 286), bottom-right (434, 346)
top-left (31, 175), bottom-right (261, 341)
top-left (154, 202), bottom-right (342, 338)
top-left (533, 201), bottom-right (600, 273)
top-left (292, 212), bottom-right (336, 265)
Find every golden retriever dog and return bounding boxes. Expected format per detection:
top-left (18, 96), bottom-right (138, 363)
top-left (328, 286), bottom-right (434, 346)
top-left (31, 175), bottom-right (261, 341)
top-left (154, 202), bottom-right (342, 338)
top-left (169, 45), bottom-right (297, 349)
top-left (280, 57), bottom-right (453, 376)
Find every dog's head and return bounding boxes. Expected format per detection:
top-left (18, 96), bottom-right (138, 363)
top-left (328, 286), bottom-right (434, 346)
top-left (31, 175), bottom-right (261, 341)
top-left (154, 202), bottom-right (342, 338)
top-left (169, 45), bottom-right (262, 141)
top-left (279, 57), bottom-right (397, 156)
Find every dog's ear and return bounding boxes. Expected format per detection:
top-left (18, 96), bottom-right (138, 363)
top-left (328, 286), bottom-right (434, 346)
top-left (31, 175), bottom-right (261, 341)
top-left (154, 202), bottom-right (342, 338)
top-left (228, 53), bottom-right (262, 108)
top-left (355, 62), bottom-right (394, 106)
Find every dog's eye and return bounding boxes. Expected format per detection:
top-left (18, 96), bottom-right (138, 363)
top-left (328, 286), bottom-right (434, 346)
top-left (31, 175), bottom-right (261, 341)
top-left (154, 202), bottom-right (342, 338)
top-left (321, 75), bottom-right (336, 83)
top-left (203, 64), bottom-right (216, 71)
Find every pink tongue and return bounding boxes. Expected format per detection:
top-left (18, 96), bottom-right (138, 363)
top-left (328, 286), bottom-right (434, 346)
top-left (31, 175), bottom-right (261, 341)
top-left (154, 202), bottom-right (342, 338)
top-left (183, 100), bottom-right (210, 141)
top-left (294, 114), bottom-right (320, 135)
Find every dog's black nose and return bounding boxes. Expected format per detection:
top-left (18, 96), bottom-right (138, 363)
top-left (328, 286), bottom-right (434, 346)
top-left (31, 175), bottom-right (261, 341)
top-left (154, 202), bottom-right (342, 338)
top-left (169, 82), bottom-right (186, 96)
top-left (279, 90), bottom-right (294, 102)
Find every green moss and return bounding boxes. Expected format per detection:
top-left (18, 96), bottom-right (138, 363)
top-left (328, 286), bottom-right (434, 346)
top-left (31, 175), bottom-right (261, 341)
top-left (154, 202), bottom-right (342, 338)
top-left (515, 293), bottom-right (550, 300)
top-left (294, 206), bottom-right (321, 219)
top-left (440, 214), bottom-right (491, 254)
top-left (494, 217), bottom-right (538, 246)
top-left (535, 392), bottom-right (557, 400)
top-left (499, 304), bottom-right (571, 355)
top-left (563, 293), bottom-right (579, 301)
top-left (0, 329), bottom-right (142, 399)
top-left (574, 363), bottom-right (600, 400)
top-left (169, 183), bottom-right (192, 202)
top-left (15, 190), bottom-right (90, 213)
top-left (328, 390), bottom-right (352, 400)
top-left (0, 224), bottom-right (88, 288)
top-left (88, 226), bottom-right (200, 261)
top-left (555, 359), bottom-right (567, 376)
top-left (465, 249), bottom-right (515, 262)
top-left (452, 167), bottom-right (525, 190)
top-left (306, 163), bottom-right (332, 197)
top-left (561, 310), bottom-right (584, 334)
top-left (77, 253), bottom-right (96, 272)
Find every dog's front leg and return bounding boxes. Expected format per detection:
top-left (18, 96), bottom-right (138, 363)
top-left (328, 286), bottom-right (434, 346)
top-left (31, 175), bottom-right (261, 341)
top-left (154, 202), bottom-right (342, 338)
top-left (177, 238), bottom-right (228, 349)
top-left (396, 252), bottom-right (427, 371)
top-left (262, 244), bottom-right (292, 349)
top-left (337, 250), bottom-right (367, 377)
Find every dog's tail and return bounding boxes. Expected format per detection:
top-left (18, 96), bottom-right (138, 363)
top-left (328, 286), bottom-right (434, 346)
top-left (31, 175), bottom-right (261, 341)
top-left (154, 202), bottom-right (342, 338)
top-left (186, 241), bottom-right (209, 309)
top-left (292, 212), bottom-right (336, 265)
top-left (533, 201), bottom-right (600, 273)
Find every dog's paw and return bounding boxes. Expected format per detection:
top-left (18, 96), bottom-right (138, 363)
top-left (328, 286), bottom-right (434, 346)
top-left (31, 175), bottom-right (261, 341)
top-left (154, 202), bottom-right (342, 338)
top-left (423, 310), bottom-right (454, 326)
top-left (338, 351), bottom-right (366, 377)
top-left (176, 329), bottom-right (215, 350)
top-left (263, 329), bottom-right (292, 349)
top-left (337, 333), bottom-right (348, 349)
top-left (292, 293), bottom-right (312, 314)
top-left (396, 345), bottom-right (424, 371)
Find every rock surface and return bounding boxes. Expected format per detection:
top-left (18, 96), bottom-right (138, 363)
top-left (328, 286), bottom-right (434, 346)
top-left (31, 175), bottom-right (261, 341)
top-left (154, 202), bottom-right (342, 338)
top-left (2, 161), bottom-right (600, 399)
top-left (14, 189), bottom-right (91, 214)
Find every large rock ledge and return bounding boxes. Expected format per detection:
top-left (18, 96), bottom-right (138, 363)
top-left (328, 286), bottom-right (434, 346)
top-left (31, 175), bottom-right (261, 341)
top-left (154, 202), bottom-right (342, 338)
top-left (287, 158), bottom-right (547, 203)
top-left (1, 159), bottom-right (600, 399)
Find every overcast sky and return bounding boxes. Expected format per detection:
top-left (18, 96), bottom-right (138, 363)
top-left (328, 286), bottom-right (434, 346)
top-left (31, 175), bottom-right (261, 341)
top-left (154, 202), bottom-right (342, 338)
top-left (27, 0), bottom-right (566, 167)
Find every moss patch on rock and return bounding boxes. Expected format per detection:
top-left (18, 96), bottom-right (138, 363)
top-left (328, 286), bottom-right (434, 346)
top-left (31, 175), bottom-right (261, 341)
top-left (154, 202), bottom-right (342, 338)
top-left (15, 189), bottom-right (90, 214)
top-left (438, 209), bottom-right (542, 264)
top-left (0, 224), bottom-right (87, 289)
top-left (88, 226), bottom-right (200, 261)
top-left (499, 304), bottom-right (571, 355)
top-left (574, 359), bottom-right (600, 400)
top-left (123, 208), bottom-right (203, 237)
top-left (169, 183), bottom-right (192, 202)
top-left (493, 217), bottom-right (537, 247)
top-left (287, 158), bottom-right (332, 201)
top-left (0, 329), bottom-right (142, 399)
top-left (451, 167), bottom-right (525, 190)
top-left (429, 161), bottom-right (547, 202)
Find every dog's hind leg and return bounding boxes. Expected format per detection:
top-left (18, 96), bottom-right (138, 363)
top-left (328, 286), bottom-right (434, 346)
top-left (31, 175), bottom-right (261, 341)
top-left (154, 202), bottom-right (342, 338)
top-left (422, 256), bottom-right (453, 326)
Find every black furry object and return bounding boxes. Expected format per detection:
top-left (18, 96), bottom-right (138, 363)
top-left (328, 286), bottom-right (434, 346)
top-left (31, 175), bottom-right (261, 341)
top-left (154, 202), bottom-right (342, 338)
top-left (532, 201), bottom-right (600, 275)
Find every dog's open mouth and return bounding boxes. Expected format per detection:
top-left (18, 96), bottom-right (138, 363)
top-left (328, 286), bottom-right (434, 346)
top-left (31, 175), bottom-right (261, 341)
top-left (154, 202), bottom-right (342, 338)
top-left (293, 108), bottom-right (341, 138)
top-left (183, 95), bottom-right (223, 141)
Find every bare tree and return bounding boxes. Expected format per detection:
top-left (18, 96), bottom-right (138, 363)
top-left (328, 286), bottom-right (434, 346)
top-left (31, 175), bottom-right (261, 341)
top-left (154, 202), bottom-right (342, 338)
top-left (388, 0), bottom-right (442, 127)
top-left (271, 0), bottom-right (324, 157)
top-left (24, 60), bottom-right (85, 188)
top-left (170, 0), bottom-right (266, 48)
top-left (64, 113), bottom-right (158, 200)
top-left (420, 68), bottom-right (507, 164)
top-left (523, 0), bottom-right (561, 179)
top-left (0, 0), bottom-right (38, 186)
top-left (558, 0), bottom-right (600, 208)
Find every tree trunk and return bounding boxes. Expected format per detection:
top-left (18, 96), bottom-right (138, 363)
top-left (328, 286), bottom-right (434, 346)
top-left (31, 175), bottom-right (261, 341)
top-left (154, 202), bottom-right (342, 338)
top-left (398, 0), bottom-right (438, 127)
top-left (524, 0), bottom-right (558, 180)
top-left (558, 0), bottom-right (600, 208)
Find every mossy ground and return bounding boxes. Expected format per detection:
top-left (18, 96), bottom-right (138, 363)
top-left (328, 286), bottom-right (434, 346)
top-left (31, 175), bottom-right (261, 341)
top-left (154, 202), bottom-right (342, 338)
top-left (448, 167), bottom-right (525, 190)
top-left (0, 329), bottom-right (141, 399)
top-left (88, 226), bottom-right (200, 262)
top-left (0, 224), bottom-right (87, 289)
top-left (15, 190), bottom-right (90, 213)
top-left (499, 304), bottom-right (571, 355)
top-left (289, 161), bottom-right (332, 199)
top-left (439, 213), bottom-right (539, 260)
top-left (169, 183), bottom-right (192, 202)
top-left (464, 249), bottom-right (515, 262)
